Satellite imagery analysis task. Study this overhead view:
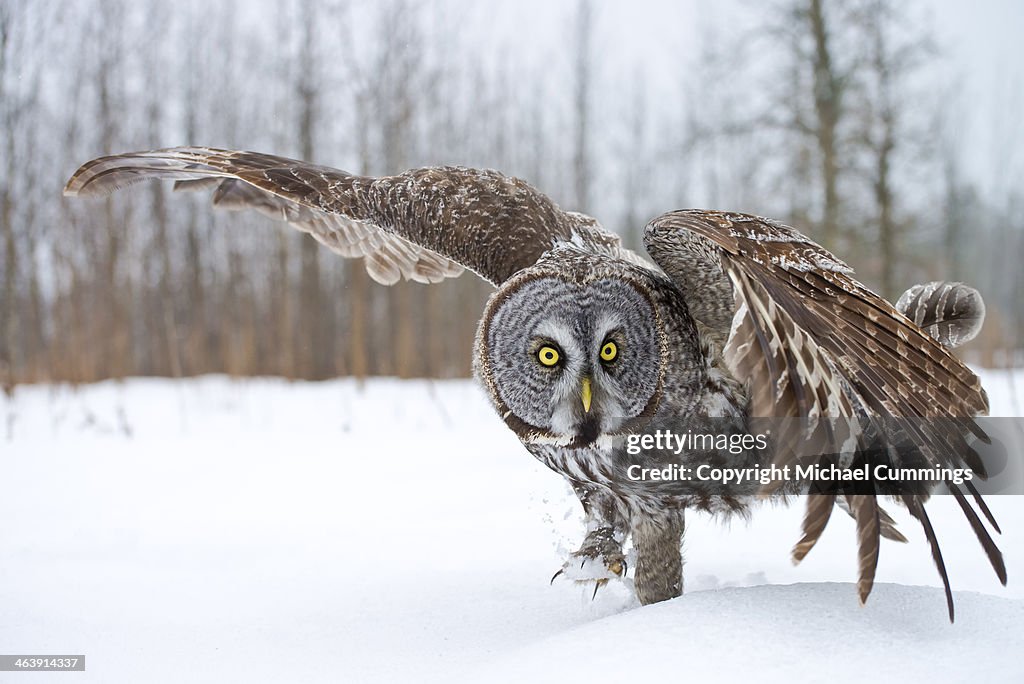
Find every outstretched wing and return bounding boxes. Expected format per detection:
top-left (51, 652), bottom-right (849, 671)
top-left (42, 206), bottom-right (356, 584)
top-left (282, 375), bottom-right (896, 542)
top-left (644, 209), bottom-right (1005, 620)
top-left (64, 147), bottom-right (626, 286)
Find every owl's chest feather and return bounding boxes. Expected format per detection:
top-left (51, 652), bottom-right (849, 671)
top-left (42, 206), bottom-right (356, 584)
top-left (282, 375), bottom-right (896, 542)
top-left (524, 367), bottom-right (753, 517)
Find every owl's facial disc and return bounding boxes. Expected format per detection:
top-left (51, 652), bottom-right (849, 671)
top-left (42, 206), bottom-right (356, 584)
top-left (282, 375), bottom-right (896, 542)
top-left (482, 276), bottom-right (662, 447)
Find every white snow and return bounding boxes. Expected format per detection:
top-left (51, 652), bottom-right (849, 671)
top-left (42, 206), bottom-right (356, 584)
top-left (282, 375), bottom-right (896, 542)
top-left (1, 370), bottom-right (1022, 683)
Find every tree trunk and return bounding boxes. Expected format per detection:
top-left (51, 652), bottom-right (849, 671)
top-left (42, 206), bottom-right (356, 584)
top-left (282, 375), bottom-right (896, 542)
top-left (808, 0), bottom-right (842, 250)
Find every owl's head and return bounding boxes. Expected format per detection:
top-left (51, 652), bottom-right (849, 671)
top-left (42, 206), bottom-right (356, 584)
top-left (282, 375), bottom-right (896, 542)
top-left (475, 253), bottom-right (672, 448)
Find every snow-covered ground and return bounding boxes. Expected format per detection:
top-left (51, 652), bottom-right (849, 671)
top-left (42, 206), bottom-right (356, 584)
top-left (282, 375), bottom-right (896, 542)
top-left (1, 370), bottom-right (1022, 683)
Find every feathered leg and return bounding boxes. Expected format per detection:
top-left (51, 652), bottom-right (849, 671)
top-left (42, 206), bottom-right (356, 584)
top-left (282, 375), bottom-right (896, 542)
top-left (632, 509), bottom-right (685, 605)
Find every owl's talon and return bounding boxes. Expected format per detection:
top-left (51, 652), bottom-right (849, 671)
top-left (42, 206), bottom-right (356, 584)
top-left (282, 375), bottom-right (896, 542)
top-left (552, 533), bottom-right (627, 596)
top-left (551, 560), bottom-right (617, 598)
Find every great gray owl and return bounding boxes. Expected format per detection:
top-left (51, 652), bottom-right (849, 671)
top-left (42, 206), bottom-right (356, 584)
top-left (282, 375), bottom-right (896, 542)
top-left (65, 148), bottom-right (1006, 620)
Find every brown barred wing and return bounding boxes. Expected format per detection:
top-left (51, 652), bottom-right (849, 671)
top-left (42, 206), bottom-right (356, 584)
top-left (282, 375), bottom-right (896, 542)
top-left (64, 147), bottom-right (624, 286)
top-left (643, 209), bottom-right (1004, 621)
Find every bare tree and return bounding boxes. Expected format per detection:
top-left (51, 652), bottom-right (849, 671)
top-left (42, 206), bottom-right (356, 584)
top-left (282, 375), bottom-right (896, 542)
top-left (759, 0), bottom-right (856, 248)
top-left (851, 0), bottom-right (937, 298)
top-left (572, 0), bottom-right (593, 213)
top-left (296, 0), bottom-right (328, 379)
top-left (0, 0), bottom-right (16, 394)
top-left (88, 0), bottom-right (132, 379)
top-left (939, 118), bottom-right (973, 282)
top-left (807, 0), bottom-right (846, 249)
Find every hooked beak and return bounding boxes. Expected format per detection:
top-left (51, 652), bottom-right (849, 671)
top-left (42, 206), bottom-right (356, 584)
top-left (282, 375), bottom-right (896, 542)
top-left (581, 377), bottom-right (592, 413)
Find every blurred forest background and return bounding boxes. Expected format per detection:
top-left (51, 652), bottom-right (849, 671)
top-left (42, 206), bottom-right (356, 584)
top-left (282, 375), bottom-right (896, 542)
top-left (1, 0), bottom-right (1022, 386)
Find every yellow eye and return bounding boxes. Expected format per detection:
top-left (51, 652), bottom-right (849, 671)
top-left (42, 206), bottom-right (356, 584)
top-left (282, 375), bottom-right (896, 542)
top-left (600, 341), bottom-right (618, 363)
top-left (538, 345), bottom-right (560, 367)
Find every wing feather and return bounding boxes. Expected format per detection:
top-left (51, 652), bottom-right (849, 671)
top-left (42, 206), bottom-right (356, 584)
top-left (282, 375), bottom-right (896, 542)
top-left (849, 493), bottom-right (881, 605)
top-left (965, 479), bottom-right (1001, 533)
top-left (904, 493), bottom-right (955, 622)
top-left (949, 483), bottom-right (1008, 584)
top-left (644, 209), bottom-right (1003, 619)
top-left (65, 147), bottom-right (628, 286)
top-left (792, 493), bottom-right (835, 563)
